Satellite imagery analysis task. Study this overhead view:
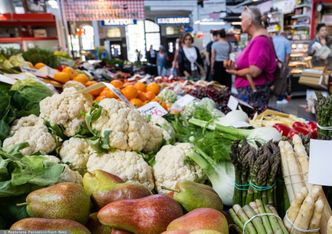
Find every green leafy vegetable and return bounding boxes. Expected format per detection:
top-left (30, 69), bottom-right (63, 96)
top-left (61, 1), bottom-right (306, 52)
top-left (22, 48), bottom-right (59, 68)
top-left (10, 78), bottom-right (53, 117)
top-left (0, 143), bottom-right (65, 197)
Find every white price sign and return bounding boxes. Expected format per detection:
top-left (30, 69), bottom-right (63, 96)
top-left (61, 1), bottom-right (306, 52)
top-left (308, 139), bottom-right (332, 186)
top-left (227, 96), bottom-right (239, 111)
top-left (138, 102), bottom-right (168, 117)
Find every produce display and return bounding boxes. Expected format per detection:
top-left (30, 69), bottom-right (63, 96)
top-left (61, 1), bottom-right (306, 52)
top-left (1, 47), bottom-right (332, 234)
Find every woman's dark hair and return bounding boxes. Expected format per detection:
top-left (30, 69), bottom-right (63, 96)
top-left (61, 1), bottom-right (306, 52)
top-left (181, 33), bottom-right (194, 44)
top-left (316, 23), bottom-right (326, 33)
top-left (211, 30), bottom-right (219, 36)
top-left (218, 29), bottom-right (226, 38)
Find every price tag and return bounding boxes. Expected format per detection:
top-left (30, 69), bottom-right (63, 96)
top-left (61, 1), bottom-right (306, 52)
top-left (308, 139), bottom-right (332, 186)
top-left (81, 82), bottom-right (132, 107)
top-left (102, 82), bottom-right (132, 107)
top-left (0, 74), bottom-right (16, 84)
top-left (21, 66), bottom-right (38, 74)
top-left (171, 94), bottom-right (195, 111)
top-left (138, 102), bottom-right (168, 117)
top-left (227, 95), bottom-right (239, 111)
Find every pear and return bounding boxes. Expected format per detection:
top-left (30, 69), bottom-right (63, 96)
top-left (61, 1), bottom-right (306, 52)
top-left (167, 181), bottom-right (223, 212)
top-left (86, 213), bottom-right (112, 234)
top-left (26, 182), bottom-right (91, 224)
top-left (10, 218), bottom-right (91, 234)
top-left (97, 194), bottom-right (183, 234)
top-left (83, 170), bottom-right (151, 208)
top-left (166, 208), bottom-right (228, 234)
top-left (162, 230), bottom-right (222, 234)
top-left (112, 229), bottom-right (133, 234)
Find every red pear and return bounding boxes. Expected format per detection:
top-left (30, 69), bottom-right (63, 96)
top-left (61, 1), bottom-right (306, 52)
top-left (166, 208), bottom-right (228, 234)
top-left (98, 195), bottom-right (183, 234)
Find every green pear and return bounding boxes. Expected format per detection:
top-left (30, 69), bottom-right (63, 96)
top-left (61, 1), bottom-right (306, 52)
top-left (26, 182), bottom-right (91, 224)
top-left (10, 218), bottom-right (91, 234)
top-left (167, 181), bottom-right (223, 212)
top-left (83, 170), bottom-right (151, 208)
top-left (97, 194), bottom-right (183, 234)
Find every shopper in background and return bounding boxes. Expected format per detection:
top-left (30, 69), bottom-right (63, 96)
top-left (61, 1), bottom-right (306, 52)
top-left (225, 7), bottom-right (277, 108)
top-left (178, 33), bottom-right (203, 79)
top-left (272, 30), bottom-right (291, 104)
top-left (211, 29), bottom-right (232, 88)
top-left (135, 49), bottom-right (142, 63)
top-left (146, 45), bottom-right (157, 64)
top-left (171, 37), bottom-right (182, 76)
top-left (205, 30), bottom-right (219, 81)
top-left (309, 23), bottom-right (331, 66)
top-left (157, 46), bottom-right (168, 76)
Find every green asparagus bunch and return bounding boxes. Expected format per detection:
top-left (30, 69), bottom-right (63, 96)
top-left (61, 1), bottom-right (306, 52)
top-left (230, 199), bottom-right (289, 234)
top-left (315, 92), bottom-right (332, 140)
top-left (231, 140), bottom-right (281, 206)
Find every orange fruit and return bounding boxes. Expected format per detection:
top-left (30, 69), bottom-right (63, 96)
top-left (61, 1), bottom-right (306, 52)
top-left (134, 82), bottom-right (146, 92)
top-left (73, 73), bottom-right (89, 84)
top-left (130, 98), bottom-right (144, 107)
top-left (145, 91), bottom-right (156, 101)
top-left (100, 88), bottom-right (117, 99)
top-left (26, 62), bottom-right (34, 68)
top-left (85, 80), bottom-right (97, 86)
top-left (95, 95), bottom-right (106, 101)
top-left (35, 62), bottom-right (46, 69)
top-left (121, 85), bottom-right (137, 100)
top-left (146, 83), bottom-right (160, 95)
top-left (111, 79), bottom-right (123, 89)
top-left (54, 72), bottom-right (71, 83)
top-left (85, 81), bottom-right (103, 96)
top-left (137, 90), bottom-right (147, 101)
top-left (63, 66), bottom-right (77, 78)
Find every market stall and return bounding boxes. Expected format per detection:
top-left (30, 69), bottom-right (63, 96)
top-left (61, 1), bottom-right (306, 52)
top-left (0, 46), bottom-right (332, 233)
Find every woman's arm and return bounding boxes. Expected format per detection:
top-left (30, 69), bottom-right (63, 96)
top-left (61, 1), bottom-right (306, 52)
top-left (226, 65), bottom-right (262, 78)
top-left (211, 48), bottom-right (216, 74)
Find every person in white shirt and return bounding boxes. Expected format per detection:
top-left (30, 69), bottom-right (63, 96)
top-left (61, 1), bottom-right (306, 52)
top-left (177, 33), bottom-right (203, 79)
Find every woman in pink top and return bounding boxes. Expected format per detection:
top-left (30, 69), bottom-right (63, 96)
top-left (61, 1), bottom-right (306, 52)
top-left (226, 7), bottom-right (277, 108)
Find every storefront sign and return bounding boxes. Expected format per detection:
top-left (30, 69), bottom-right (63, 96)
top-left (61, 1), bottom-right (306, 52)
top-left (63, 0), bottom-right (144, 22)
top-left (101, 19), bottom-right (137, 26)
top-left (156, 17), bottom-right (190, 25)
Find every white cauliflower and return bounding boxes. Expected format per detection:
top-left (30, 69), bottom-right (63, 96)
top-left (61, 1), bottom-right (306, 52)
top-left (91, 99), bottom-right (163, 152)
top-left (59, 137), bottom-right (95, 174)
top-left (153, 143), bottom-right (204, 193)
top-left (39, 87), bottom-right (93, 137)
top-left (3, 115), bottom-right (57, 155)
top-left (149, 116), bottom-right (175, 144)
top-left (86, 150), bottom-right (154, 190)
top-left (42, 155), bottom-right (83, 184)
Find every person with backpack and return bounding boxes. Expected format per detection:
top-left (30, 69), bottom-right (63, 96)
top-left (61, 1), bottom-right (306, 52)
top-left (211, 29), bottom-right (232, 88)
top-left (225, 6), bottom-right (277, 109)
top-left (272, 30), bottom-right (291, 104)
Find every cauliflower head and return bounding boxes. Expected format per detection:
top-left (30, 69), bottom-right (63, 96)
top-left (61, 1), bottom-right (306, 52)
top-left (59, 137), bottom-right (95, 174)
top-left (91, 99), bottom-right (163, 152)
top-left (39, 87), bottom-right (93, 137)
top-left (42, 155), bottom-right (83, 184)
top-left (3, 115), bottom-right (57, 155)
top-left (153, 143), bottom-right (204, 193)
top-left (86, 150), bottom-right (154, 190)
top-left (149, 115), bottom-right (175, 144)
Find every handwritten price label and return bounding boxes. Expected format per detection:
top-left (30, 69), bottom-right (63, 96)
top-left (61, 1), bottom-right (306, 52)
top-left (138, 102), bottom-right (168, 117)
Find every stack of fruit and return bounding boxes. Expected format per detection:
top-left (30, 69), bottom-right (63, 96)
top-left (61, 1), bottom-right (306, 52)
top-left (10, 171), bottom-right (230, 234)
top-left (93, 80), bottom-right (167, 108)
top-left (54, 67), bottom-right (90, 85)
